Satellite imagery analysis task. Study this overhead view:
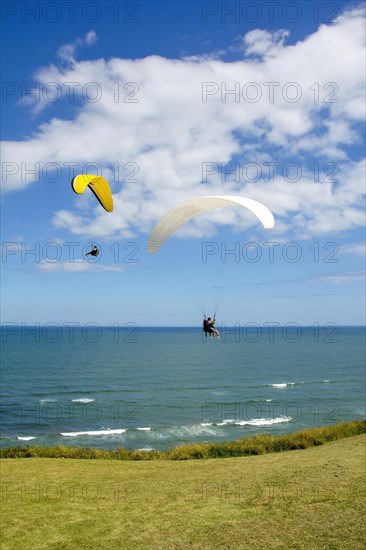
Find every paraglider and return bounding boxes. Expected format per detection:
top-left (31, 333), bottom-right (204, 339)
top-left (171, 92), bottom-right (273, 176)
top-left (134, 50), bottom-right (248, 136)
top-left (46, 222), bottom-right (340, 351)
top-left (148, 195), bottom-right (275, 253)
top-left (71, 174), bottom-right (113, 212)
top-left (147, 195), bottom-right (275, 320)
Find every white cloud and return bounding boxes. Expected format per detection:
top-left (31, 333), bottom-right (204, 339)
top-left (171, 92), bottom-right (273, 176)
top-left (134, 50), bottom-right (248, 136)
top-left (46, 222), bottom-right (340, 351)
top-left (15, 31), bottom-right (99, 113)
top-left (57, 30), bottom-right (98, 64)
top-left (1, 7), bottom-right (365, 242)
top-left (313, 271), bottom-right (365, 284)
top-left (243, 29), bottom-right (290, 58)
top-left (37, 260), bottom-right (125, 272)
top-left (85, 31), bottom-right (97, 47)
top-left (341, 243), bottom-right (366, 255)
top-left (57, 43), bottom-right (76, 64)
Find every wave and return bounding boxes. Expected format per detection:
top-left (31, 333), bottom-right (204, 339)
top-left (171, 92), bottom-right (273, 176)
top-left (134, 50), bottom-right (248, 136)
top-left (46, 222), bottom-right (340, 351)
top-left (235, 416), bottom-right (291, 426)
top-left (268, 382), bottom-right (304, 388)
top-left (60, 429), bottom-right (127, 437)
top-left (145, 424), bottom-right (219, 440)
top-left (265, 380), bottom-right (336, 388)
top-left (201, 416), bottom-right (292, 432)
top-left (217, 419), bottom-right (237, 426)
top-left (10, 416), bottom-right (293, 446)
top-left (16, 415), bottom-right (294, 443)
top-left (203, 416), bottom-right (291, 428)
top-left (71, 398), bottom-right (95, 404)
top-left (139, 419), bottom-right (293, 438)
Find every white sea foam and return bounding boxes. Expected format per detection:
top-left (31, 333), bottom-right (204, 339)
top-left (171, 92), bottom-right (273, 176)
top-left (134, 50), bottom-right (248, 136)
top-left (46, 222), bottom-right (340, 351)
top-left (17, 436), bottom-right (36, 441)
top-left (60, 429), bottom-right (126, 437)
top-left (216, 416), bottom-right (291, 427)
top-left (235, 416), bottom-right (292, 426)
top-left (268, 381), bottom-right (305, 388)
top-left (39, 399), bottom-right (57, 404)
top-left (217, 419), bottom-right (236, 426)
top-left (271, 381), bottom-right (304, 388)
top-left (136, 427), bottom-right (151, 431)
top-left (71, 398), bottom-right (95, 404)
top-left (323, 380), bottom-right (331, 383)
top-left (200, 423), bottom-right (213, 426)
top-left (163, 424), bottom-right (218, 439)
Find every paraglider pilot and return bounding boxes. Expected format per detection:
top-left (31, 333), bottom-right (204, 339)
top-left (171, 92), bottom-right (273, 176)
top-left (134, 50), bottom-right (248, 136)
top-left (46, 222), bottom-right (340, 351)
top-left (85, 245), bottom-right (99, 257)
top-left (203, 316), bottom-right (220, 338)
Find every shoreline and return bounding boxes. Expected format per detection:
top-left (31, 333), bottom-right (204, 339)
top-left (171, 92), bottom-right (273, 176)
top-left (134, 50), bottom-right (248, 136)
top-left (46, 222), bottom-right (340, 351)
top-left (1, 419), bottom-right (364, 460)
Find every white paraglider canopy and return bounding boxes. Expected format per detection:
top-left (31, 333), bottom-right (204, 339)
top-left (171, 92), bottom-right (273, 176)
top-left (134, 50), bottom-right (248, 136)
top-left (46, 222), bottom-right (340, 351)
top-left (148, 196), bottom-right (275, 253)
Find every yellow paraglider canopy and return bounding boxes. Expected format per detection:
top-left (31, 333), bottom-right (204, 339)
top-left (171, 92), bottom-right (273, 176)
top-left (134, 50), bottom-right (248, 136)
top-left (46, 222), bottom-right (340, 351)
top-left (71, 174), bottom-right (114, 212)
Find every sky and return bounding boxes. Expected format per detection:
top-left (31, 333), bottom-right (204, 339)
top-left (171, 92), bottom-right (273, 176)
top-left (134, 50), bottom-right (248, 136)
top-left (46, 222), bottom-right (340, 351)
top-left (1, 0), bottom-right (365, 326)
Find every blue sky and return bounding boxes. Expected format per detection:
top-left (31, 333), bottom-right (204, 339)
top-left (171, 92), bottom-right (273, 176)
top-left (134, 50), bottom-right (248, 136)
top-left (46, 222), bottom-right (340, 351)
top-left (1, 0), bottom-right (365, 326)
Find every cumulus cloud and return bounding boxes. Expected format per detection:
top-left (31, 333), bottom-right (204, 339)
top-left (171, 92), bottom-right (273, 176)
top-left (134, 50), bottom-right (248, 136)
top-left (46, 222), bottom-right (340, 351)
top-left (1, 6), bottom-right (365, 242)
top-left (16, 31), bottom-right (99, 113)
top-left (57, 30), bottom-right (98, 64)
top-left (243, 29), bottom-right (290, 58)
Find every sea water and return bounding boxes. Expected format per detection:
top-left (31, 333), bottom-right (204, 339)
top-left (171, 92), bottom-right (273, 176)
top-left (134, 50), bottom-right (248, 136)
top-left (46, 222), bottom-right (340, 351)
top-left (1, 326), bottom-right (365, 451)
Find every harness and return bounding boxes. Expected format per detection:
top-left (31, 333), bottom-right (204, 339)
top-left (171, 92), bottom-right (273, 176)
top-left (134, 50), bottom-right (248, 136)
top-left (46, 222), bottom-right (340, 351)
top-left (203, 319), bottom-right (213, 333)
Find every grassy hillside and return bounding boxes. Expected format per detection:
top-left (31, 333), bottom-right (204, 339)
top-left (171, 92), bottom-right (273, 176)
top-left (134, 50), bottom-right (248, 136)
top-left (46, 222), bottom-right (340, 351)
top-left (1, 433), bottom-right (365, 549)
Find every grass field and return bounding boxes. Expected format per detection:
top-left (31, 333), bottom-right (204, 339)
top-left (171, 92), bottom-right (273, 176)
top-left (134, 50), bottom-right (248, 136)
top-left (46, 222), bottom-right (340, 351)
top-left (1, 433), bottom-right (365, 549)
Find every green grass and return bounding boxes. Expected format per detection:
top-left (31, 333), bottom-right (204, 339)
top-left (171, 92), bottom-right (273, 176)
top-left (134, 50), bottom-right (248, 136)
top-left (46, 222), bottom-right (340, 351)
top-left (1, 420), bottom-right (365, 460)
top-left (1, 427), bottom-right (365, 549)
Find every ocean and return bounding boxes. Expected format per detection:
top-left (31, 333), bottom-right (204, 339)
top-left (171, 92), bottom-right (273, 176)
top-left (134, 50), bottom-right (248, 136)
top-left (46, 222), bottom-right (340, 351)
top-left (1, 326), bottom-right (365, 451)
